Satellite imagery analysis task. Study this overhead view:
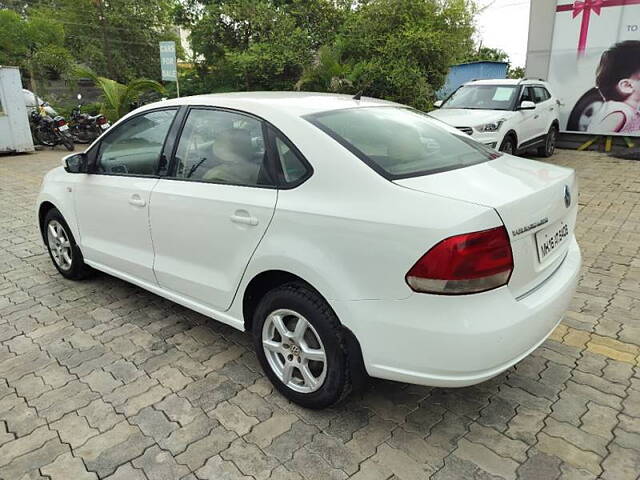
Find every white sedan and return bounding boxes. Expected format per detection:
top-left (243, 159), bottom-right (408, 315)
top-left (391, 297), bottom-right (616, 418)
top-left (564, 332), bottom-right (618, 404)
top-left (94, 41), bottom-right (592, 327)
top-left (37, 92), bottom-right (581, 408)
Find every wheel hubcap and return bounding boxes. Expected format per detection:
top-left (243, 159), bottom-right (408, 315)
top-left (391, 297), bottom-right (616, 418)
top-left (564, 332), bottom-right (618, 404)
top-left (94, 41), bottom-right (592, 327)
top-left (548, 130), bottom-right (556, 154)
top-left (47, 220), bottom-right (72, 271)
top-left (262, 309), bottom-right (327, 393)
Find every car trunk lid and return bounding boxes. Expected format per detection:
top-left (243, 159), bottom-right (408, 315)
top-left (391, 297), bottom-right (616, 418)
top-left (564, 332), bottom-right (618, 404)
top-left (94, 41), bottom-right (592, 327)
top-left (394, 155), bottom-right (578, 298)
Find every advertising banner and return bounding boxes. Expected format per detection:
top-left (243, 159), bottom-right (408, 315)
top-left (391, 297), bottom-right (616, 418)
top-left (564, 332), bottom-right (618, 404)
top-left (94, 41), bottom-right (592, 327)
top-left (548, 0), bottom-right (640, 136)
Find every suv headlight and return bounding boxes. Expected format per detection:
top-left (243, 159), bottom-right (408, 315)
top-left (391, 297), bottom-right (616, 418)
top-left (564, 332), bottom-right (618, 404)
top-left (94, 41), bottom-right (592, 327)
top-left (477, 120), bottom-right (505, 132)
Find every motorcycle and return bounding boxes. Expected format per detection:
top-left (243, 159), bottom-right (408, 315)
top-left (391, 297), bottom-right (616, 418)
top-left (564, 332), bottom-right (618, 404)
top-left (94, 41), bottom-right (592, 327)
top-left (69, 94), bottom-right (111, 144)
top-left (29, 104), bottom-right (75, 151)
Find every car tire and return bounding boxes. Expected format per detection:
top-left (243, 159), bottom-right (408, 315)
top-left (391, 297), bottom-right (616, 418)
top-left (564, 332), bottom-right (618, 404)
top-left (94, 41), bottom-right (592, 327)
top-left (537, 125), bottom-right (558, 157)
top-left (499, 135), bottom-right (516, 155)
top-left (253, 282), bottom-right (351, 409)
top-left (567, 87), bottom-right (603, 132)
top-left (43, 208), bottom-right (91, 280)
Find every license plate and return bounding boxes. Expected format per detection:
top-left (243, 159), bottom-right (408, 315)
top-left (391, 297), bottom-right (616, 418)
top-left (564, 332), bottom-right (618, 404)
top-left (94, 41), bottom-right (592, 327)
top-left (59, 124), bottom-right (69, 131)
top-left (100, 123), bottom-right (110, 130)
top-left (535, 221), bottom-right (569, 262)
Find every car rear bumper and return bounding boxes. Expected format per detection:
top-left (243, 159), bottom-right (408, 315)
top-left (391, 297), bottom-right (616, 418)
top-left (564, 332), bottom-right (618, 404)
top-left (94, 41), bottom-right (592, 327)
top-left (331, 237), bottom-right (581, 387)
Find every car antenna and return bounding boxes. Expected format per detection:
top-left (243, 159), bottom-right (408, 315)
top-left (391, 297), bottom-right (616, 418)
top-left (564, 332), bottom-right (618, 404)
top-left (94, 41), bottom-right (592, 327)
top-left (353, 90), bottom-right (363, 100)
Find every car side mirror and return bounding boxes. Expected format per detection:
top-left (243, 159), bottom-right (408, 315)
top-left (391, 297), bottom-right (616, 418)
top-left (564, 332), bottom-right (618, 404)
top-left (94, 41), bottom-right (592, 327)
top-left (433, 100), bottom-right (443, 109)
top-left (518, 100), bottom-right (536, 110)
top-left (63, 153), bottom-right (87, 173)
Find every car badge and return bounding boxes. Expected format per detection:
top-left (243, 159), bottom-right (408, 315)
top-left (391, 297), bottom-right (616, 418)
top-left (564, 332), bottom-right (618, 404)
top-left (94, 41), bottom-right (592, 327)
top-left (564, 185), bottom-right (571, 208)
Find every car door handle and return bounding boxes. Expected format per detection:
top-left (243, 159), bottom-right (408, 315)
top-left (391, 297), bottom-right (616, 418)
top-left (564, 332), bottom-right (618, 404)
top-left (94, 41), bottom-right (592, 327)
top-left (128, 194), bottom-right (146, 207)
top-left (230, 210), bottom-right (258, 226)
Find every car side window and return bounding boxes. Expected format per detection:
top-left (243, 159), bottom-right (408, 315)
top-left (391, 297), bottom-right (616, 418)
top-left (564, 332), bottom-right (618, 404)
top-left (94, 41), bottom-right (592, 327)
top-left (97, 109), bottom-right (176, 176)
top-left (533, 87), bottom-right (549, 104)
top-left (520, 87), bottom-right (534, 104)
top-left (172, 109), bottom-right (271, 187)
top-left (272, 132), bottom-right (309, 186)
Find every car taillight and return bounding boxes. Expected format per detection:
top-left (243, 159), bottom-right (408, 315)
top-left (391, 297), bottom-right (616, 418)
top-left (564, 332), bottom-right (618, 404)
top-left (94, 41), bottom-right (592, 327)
top-left (96, 116), bottom-right (107, 125)
top-left (56, 118), bottom-right (66, 127)
top-left (406, 226), bottom-right (513, 295)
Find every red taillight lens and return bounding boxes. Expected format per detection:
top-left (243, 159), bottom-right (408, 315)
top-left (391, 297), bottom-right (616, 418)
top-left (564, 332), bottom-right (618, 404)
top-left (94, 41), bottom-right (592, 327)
top-left (56, 119), bottom-right (66, 127)
top-left (406, 226), bottom-right (513, 295)
top-left (97, 116), bottom-right (106, 125)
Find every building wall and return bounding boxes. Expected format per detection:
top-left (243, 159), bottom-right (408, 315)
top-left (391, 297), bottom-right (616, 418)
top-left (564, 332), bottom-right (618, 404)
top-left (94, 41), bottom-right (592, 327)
top-left (525, 0), bottom-right (556, 79)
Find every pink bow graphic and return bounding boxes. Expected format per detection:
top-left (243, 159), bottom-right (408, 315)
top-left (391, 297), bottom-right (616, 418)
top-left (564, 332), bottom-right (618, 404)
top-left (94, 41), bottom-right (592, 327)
top-left (557, 0), bottom-right (640, 55)
top-left (572, 0), bottom-right (604, 17)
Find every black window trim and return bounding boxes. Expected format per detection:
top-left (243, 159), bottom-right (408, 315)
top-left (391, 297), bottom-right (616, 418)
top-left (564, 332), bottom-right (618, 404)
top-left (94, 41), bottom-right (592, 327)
top-left (86, 106), bottom-right (181, 178)
top-left (162, 105), bottom-right (313, 190)
top-left (304, 106), bottom-right (500, 181)
top-left (532, 85), bottom-right (551, 104)
top-left (265, 125), bottom-right (313, 189)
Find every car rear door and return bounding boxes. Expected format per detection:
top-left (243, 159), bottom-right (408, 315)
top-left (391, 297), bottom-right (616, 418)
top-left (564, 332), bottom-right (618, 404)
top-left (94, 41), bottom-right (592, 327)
top-left (149, 107), bottom-right (278, 311)
top-left (72, 108), bottom-right (177, 284)
top-left (533, 86), bottom-right (556, 135)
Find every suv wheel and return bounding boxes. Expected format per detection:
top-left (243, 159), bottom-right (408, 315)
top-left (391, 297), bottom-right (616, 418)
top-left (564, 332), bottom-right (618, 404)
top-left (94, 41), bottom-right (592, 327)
top-left (43, 208), bottom-right (91, 280)
top-left (499, 135), bottom-right (516, 155)
top-left (538, 126), bottom-right (558, 157)
top-left (253, 283), bottom-right (351, 408)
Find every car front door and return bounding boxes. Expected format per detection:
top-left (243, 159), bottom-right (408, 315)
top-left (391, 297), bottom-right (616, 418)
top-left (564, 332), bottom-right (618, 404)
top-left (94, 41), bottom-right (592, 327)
top-left (149, 107), bottom-right (278, 311)
top-left (517, 86), bottom-right (539, 145)
top-left (72, 108), bottom-right (177, 284)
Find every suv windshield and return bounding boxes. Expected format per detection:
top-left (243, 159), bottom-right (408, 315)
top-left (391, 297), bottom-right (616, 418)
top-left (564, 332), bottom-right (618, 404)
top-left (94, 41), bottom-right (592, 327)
top-left (443, 85), bottom-right (518, 111)
top-left (306, 107), bottom-right (500, 179)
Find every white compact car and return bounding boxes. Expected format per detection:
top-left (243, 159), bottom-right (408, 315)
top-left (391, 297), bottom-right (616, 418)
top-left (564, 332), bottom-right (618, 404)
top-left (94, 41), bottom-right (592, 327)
top-left (430, 79), bottom-right (560, 156)
top-left (37, 92), bottom-right (580, 408)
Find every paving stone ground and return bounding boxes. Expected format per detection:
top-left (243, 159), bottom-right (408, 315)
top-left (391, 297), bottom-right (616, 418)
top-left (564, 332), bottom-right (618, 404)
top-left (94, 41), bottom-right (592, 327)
top-left (1, 147), bottom-right (639, 480)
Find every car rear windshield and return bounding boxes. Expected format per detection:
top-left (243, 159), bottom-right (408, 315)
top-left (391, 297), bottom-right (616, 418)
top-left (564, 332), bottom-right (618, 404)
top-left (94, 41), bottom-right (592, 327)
top-left (442, 85), bottom-right (518, 111)
top-left (306, 107), bottom-right (500, 179)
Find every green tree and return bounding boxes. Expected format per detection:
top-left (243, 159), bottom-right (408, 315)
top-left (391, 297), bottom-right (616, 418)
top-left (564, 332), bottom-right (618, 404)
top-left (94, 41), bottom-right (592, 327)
top-left (190, 0), bottom-right (319, 90)
top-left (465, 46), bottom-right (509, 63)
top-left (0, 9), bottom-right (74, 92)
top-left (29, 0), bottom-right (181, 82)
top-left (295, 41), bottom-right (352, 93)
top-left (337, 0), bottom-right (477, 110)
top-left (508, 65), bottom-right (525, 79)
top-left (77, 69), bottom-right (165, 120)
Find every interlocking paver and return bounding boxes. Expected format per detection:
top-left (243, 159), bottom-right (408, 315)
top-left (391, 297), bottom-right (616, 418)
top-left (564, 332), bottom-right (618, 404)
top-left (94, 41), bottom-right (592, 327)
top-left (221, 437), bottom-right (280, 480)
top-left (75, 421), bottom-right (154, 477)
top-left (132, 444), bottom-right (190, 479)
top-left (2, 149), bottom-right (640, 479)
top-left (51, 412), bottom-right (100, 448)
top-left (174, 425), bottom-right (236, 470)
top-left (41, 452), bottom-right (98, 480)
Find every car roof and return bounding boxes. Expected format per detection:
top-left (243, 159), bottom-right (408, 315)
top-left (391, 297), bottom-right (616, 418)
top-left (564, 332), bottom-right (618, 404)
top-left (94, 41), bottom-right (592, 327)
top-left (465, 78), bottom-right (550, 87)
top-left (141, 91), bottom-right (400, 118)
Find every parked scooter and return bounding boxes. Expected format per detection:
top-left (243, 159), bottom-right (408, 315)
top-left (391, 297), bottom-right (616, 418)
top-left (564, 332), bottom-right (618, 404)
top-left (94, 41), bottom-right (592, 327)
top-left (29, 104), bottom-right (75, 151)
top-left (69, 94), bottom-right (110, 144)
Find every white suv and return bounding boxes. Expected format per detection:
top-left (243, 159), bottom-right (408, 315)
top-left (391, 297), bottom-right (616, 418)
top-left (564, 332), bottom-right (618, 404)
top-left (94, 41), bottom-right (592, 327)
top-left (430, 79), bottom-right (560, 156)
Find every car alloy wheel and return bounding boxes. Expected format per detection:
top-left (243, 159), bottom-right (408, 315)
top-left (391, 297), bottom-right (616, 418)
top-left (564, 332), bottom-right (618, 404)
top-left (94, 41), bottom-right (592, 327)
top-left (261, 308), bottom-right (327, 393)
top-left (546, 129), bottom-right (556, 155)
top-left (47, 219), bottom-right (73, 271)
